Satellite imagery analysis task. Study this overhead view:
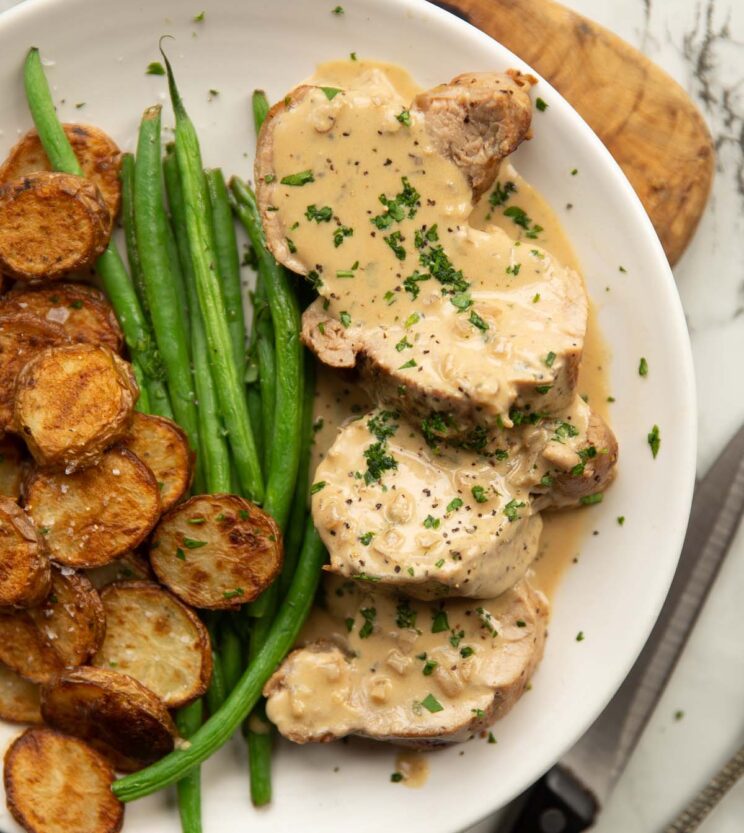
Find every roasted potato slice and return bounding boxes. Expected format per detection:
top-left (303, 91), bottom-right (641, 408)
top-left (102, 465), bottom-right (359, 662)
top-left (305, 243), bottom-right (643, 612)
top-left (85, 551), bottom-right (154, 590)
top-left (0, 612), bottom-right (63, 683)
top-left (13, 344), bottom-right (138, 471)
top-left (29, 567), bottom-right (105, 666)
top-left (25, 448), bottom-right (161, 568)
top-left (2, 282), bottom-right (124, 353)
top-left (4, 727), bottom-right (124, 833)
top-left (41, 666), bottom-right (177, 772)
top-left (149, 494), bottom-right (282, 609)
top-left (0, 435), bottom-right (29, 499)
top-left (0, 663), bottom-right (42, 724)
top-left (0, 171), bottom-right (110, 282)
top-left (0, 124), bottom-right (122, 226)
top-left (92, 581), bottom-right (211, 707)
top-left (0, 312), bottom-right (69, 433)
top-left (119, 413), bottom-right (193, 512)
top-left (0, 497), bottom-right (51, 608)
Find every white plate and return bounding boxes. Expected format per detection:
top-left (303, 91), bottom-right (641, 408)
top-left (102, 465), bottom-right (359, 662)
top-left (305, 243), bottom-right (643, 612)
top-left (0, 0), bottom-right (696, 830)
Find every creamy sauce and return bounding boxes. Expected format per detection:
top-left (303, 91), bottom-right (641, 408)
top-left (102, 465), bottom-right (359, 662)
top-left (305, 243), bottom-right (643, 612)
top-left (266, 577), bottom-right (547, 744)
top-left (260, 62), bottom-right (587, 426)
top-left (395, 750), bottom-right (429, 788)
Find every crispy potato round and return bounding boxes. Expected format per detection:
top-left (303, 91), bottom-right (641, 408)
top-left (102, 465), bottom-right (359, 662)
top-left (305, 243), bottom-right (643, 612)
top-left (0, 498), bottom-right (51, 608)
top-left (0, 663), bottom-right (42, 724)
top-left (13, 344), bottom-right (138, 471)
top-left (4, 727), bottom-right (124, 833)
top-left (29, 567), bottom-right (105, 666)
top-left (149, 494), bottom-right (283, 610)
top-left (25, 448), bottom-right (161, 568)
top-left (40, 666), bottom-right (177, 772)
top-left (92, 581), bottom-right (211, 707)
top-left (0, 312), bottom-right (69, 433)
top-left (2, 283), bottom-right (123, 353)
top-left (0, 125), bottom-right (122, 227)
top-left (0, 612), bottom-right (63, 683)
top-left (118, 413), bottom-right (193, 512)
top-left (0, 172), bottom-right (110, 282)
top-left (85, 552), bottom-right (154, 590)
top-left (0, 436), bottom-right (29, 499)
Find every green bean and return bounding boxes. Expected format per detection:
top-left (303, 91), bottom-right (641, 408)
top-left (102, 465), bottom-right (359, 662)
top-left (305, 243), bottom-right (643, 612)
top-left (229, 178), bottom-right (302, 528)
top-left (134, 106), bottom-right (199, 453)
top-left (175, 699), bottom-right (203, 833)
top-left (254, 298), bottom-right (276, 473)
top-left (113, 518), bottom-right (326, 801)
top-left (252, 90), bottom-right (270, 133)
top-left (132, 359), bottom-right (150, 414)
top-left (23, 48), bottom-right (172, 417)
top-left (161, 50), bottom-right (263, 503)
top-left (280, 352), bottom-right (316, 598)
top-left (220, 620), bottom-right (243, 693)
top-left (120, 154), bottom-right (150, 318)
top-left (163, 150), bottom-right (231, 495)
top-left (247, 702), bottom-right (273, 806)
top-left (206, 169), bottom-right (245, 382)
top-left (205, 634), bottom-right (227, 717)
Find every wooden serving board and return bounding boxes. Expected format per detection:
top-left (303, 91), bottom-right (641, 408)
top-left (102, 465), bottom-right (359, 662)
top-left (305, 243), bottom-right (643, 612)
top-left (432, 0), bottom-right (715, 265)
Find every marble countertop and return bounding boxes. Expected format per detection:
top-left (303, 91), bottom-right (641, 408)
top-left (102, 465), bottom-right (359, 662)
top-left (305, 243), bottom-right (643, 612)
top-left (0, 0), bottom-right (741, 831)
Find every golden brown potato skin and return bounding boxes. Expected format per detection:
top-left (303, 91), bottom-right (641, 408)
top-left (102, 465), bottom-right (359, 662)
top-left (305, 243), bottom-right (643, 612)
top-left (85, 551), bottom-right (154, 590)
top-left (93, 580), bottom-right (212, 708)
top-left (25, 447), bottom-right (161, 568)
top-left (0, 612), bottom-right (63, 684)
top-left (2, 282), bottom-right (124, 353)
top-left (29, 567), bottom-right (105, 666)
top-left (0, 663), bottom-right (42, 724)
top-left (0, 124), bottom-right (122, 228)
top-left (0, 171), bottom-right (110, 282)
top-left (0, 497), bottom-right (51, 608)
top-left (13, 344), bottom-right (138, 471)
top-left (118, 413), bottom-right (193, 512)
top-left (40, 666), bottom-right (177, 773)
top-left (149, 494), bottom-right (283, 610)
top-left (0, 312), bottom-right (69, 434)
top-left (4, 727), bottom-right (124, 833)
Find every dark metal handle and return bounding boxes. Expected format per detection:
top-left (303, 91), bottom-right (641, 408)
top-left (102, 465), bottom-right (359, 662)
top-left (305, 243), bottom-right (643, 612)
top-left (501, 766), bottom-right (598, 833)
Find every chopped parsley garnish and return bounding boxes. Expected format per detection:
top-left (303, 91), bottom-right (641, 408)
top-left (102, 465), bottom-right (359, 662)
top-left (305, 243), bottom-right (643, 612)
top-left (239, 509), bottom-right (250, 520)
top-left (471, 485), bottom-right (488, 503)
top-left (371, 177), bottom-right (420, 229)
top-left (183, 538), bottom-right (207, 549)
top-left (619, 265), bottom-right (627, 273)
top-left (576, 631), bottom-right (585, 642)
top-left (423, 515), bottom-right (440, 530)
top-left (331, 4), bottom-right (344, 13)
top-left (571, 168), bottom-right (578, 175)
top-left (336, 269), bottom-right (356, 278)
top-left (345, 617), bottom-right (354, 632)
top-left (532, 293), bottom-right (541, 303)
top-left (310, 481), bottom-right (326, 494)
top-left (535, 385), bottom-right (552, 395)
top-left (469, 310), bottom-right (489, 331)
top-left (446, 497), bottom-right (463, 513)
top-left (363, 442), bottom-right (397, 484)
top-left (333, 225), bottom-right (353, 247)
top-left (176, 548), bottom-right (186, 561)
top-left (422, 659), bottom-right (438, 676)
top-left (580, 493), bottom-right (603, 506)
top-left (358, 531), bottom-right (375, 546)
top-left (281, 170), bottom-right (314, 186)
top-left (305, 204), bottom-right (333, 223)
top-left (69, 299), bottom-right (84, 310)
top-left (553, 421), bottom-right (580, 442)
top-left (339, 311), bottom-right (352, 327)
top-left (286, 237), bottom-right (297, 254)
top-left (476, 607), bottom-right (498, 636)
top-left (404, 312), bottom-right (420, 328)
top-left (489, 180), bottom-right (517, 207)
top-left (193, 11), bottom-right (205, 21)
top-left (384, 290), bottom-right (396, 305)
top-left (368, 410), bottom-right (399, 442)
top-left (395, 337), bottom-right (412, 352)
top-left (639, 357), bottom-right (649, 377)
top-left (187, 517), bottom-right (206, 525)
top-left (460, 646), bottom-right (474, 658)
top-left (503, 499), bottom-right (526, 522)
top-left (390, 772), bottom-right (404, 783)
top-left (146, 61), bottom-right (165, 76)
top-left (617, 516), bottom-right (625, 526)
top-left (472, 708), bottom-right (485, 718)
top-left (384, 230), bottom-right (406, 260)
top-left (505, 263), bottom-right (521, 276)
top-left (359, 607), bottom-right (376, 638)
top-left (395, 600), bottom-right (417, 629)
top-left (503, 205), bottom-right (543, 239)
top-left (421, 693), bottom-right (444, 713)
top-left (307, 270), bottom-right (323, 290)
top-left (396, 108), bottom-right (412, 126)
top-left (431, 609), bottom-right (450, 633)
top-left (449, 629), bottom-right (465, 648)
top-left (403, 270), bottom-right (430, 299)
top-left (648, 424), bottom-right (661, 458)
top-left (488, 732), bottom-right (497, 744)
top-left (321, 86), bottom-right (343, 100)
top-left (545, 351), bottom-right (556, 367)
top-left (223, 588), bottom-right (244, 600)
top-left (535, 97), bottom-right (548, 111)
top-left (435, 558), bottom-right (445, 568)
top-left (418, 239), bottom-right (470, 299)
top-left (399, 358), bottom-right (417, 370)
top-left (350, 51), bottom-right (357, 61)
top-left (516, 619), bottom-right (527, 628)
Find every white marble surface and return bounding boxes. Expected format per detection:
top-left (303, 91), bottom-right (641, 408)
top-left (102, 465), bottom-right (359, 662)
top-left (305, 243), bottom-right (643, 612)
top-left (0, 0), bottom-right (741, 831)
